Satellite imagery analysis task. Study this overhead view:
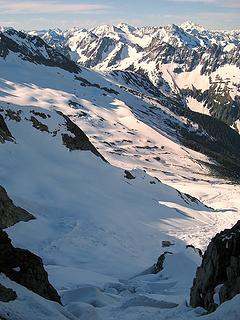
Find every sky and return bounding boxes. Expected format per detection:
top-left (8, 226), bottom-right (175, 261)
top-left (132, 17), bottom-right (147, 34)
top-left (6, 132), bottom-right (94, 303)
top-left (0, 0), bottom-right (239, 31)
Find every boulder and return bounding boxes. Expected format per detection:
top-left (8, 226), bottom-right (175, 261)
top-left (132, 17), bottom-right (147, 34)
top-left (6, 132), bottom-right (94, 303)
top-left (124, 170), bottom-right (135, 180)
top-left (162, 240), bottom-right (175, 248)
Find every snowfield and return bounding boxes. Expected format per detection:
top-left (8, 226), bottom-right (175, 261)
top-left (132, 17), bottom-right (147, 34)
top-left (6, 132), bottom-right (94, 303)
top-left (0, 38), bottom-right (240, 319)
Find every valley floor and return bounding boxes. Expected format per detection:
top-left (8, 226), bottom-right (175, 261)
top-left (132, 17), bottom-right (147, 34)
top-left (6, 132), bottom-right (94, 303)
top-left (166, 180), bottom-right (240, 252)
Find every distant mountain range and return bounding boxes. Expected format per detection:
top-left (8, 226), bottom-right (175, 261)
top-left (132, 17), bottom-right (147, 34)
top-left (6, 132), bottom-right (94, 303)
top-left (28, 21), bottom-right (240, 132)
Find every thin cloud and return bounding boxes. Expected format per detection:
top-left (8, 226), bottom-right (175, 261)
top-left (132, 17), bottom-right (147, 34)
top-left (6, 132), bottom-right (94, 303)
top-left (0, 1), bottom-right (110, 14)
top-left (170, 0), bottom-right (216, 2)
top-left (169, 0), bottom-right (216, 2)
top-left (168, 0), bottom-right (240, 8)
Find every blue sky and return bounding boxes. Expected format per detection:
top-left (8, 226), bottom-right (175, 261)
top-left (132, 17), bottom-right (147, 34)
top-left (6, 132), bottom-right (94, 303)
top-left (0, 0), bottom-right (239, 30)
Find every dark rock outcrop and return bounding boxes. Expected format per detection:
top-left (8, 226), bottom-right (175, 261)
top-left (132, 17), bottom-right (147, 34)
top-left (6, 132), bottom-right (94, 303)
top-left (133, 251), bottom-right (174, 277)
top-left (153, 251), bottom-right (173, 274)
top-left (29, 116), bottom-right (49, 133)
top-left (0, 185), bottom-right (34, 229)
top-left (162, 240), bottom-right (175, 248)
top-left (190, 220), bottom-right (240, 312)
top-left (0, 114), bottom-right (13, 143)
top-left (124, 170), bottom-right (135, 180)
top-left (59, 111), bottom-right (107, 162)
top-left (0, 230), bottom-right (61, 304)
top-left (0, 186), bottom-right (60, 304)
top-left (0, 284), bottom-right (17, 302)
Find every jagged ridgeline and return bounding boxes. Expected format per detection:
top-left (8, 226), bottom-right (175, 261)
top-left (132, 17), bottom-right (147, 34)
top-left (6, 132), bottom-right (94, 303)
top-left (28, 22), bottom-right (240, 132)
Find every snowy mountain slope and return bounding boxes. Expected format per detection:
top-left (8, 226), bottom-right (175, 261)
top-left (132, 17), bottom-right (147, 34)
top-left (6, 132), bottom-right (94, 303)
top-left (0, 102), bottom-right (213, 275)
top-left (1, 27), bottom-right (240, 187)
top-left (0, 28), bottom-right (79, 72)
top-left (0, 27), bottom-right (240, 320)
top-left (1, 29), bottom-right (240, 181)
top-left (0, 101), bottom-right (217, 319)
top-left (29, 22), bottom-right (240, 131)
top-left (0, 100), bottom-right (239, 320)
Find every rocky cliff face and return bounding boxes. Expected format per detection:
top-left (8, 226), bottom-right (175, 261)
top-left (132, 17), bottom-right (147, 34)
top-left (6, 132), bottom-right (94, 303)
top-left (0, 114), bottom-right (13, 143)
top-left (0, 229), bottom-right (61, 304)
top-left (0, 184), bottom-right (60, 304)
top-left (0, 186), bottom-right (34, 229)
top-left (0, 185), bottom-right (34, 229)
top-left (190, 220), bottom-right (240, 312)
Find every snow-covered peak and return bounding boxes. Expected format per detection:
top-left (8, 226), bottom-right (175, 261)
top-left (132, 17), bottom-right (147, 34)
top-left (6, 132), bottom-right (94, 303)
top-left (0, 26), bottom-right (15, 33)
top-left (180, 21), bottom-right (205, 32)
top-left (115, 22), bottom-right (136, 33)
top-left (65, 27), bottom-right (87, 34)
top-left (44, 28), bottom-right (63, 37)
top-left (141, 23), bottom-right (201, 49)
top-left (27, 21), bottom-right (240, 58)
top-left (90, 24), bottom-right (115, 36)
